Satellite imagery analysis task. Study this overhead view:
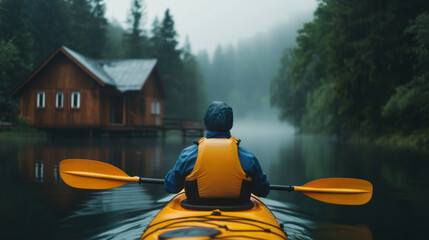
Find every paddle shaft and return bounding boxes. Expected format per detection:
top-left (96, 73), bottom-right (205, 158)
top-left (60, 159), bottom-right (372, 205)
top-left (62, 170), bottom-right (164, 185)
top-left (68, 174), bottom-right (367, 194)
top-left (270, 184), bottom-right (293, 191)
top-left (62, 171), bottom-right (369, 195)
top-left (139, 178), bottom-right (369, 194)
top-left (141, 179), bottom-right (294, 191)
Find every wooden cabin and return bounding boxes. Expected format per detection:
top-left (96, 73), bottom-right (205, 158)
top-left (12, 45), bottom-right (166, 135)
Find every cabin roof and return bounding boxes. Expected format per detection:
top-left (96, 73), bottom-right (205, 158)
top-left (62, 46), bottom-right (116, 86)
top-left (13, 45), bottom-right (162, 95)
top-left (63, 46), bottom-right (158, 92)
top-left (98, 59), bottom-right (157, 92)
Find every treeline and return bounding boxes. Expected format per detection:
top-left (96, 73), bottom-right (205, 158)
top-left (197, 19), bottom-right (309, 119)
top-left (0, 0), bottom-right (206, 120)
top-left (270, 0), bottom-right (429, 138)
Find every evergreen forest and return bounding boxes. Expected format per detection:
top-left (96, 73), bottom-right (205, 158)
top-left (270, 0), bottom-right (429, 143)
top-left (1, 0), bottom-right (428, 145)
top-left (0, 0), bottom-right (207, 120)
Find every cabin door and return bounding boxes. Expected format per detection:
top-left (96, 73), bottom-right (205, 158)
top-left (110, 96), bottom-right (123, 125)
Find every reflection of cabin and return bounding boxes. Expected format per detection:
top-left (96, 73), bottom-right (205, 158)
top-left (12, 45), bottom-right (166, 135)
top-left (16, 140), bottom-right (164, 209)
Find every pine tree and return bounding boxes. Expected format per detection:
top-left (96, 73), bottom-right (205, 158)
top-left (68, 0), bottom-right (107, 58)
top-left (122, 0), bottom-right (149, 58)
top-left (181, 37), bottom-right (207, 120)
top-left (88, 0), bottom-right (108, 58)
top-left (0, 0), bottom-right (34, 112)
top-left (271, 0), bottom-right (429, 136)
top-left (149, 17), bottom-right (162, 57)
top-left (26, 0), bottom-right (70, 63)
top-left (152, 9), bottom-right (183, 117)
top-left (156, 9), bottom-right (181, 72)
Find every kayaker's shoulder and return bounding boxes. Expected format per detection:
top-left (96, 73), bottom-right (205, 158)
top-left (185, 144), bottom-right (199, 150)
top-left (180, 144), bottom-right (199, 155)
top-left (238, 146), bottom-right (257, 159)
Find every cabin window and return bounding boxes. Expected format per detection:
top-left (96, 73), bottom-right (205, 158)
top-left (56, 92), bottom-right (64, 108)
top-left (37, 92), bottom-right (45, 108)
top-left (151, 101), bottom-right (160, 115)
top-left (35, 160), bottom-right (44, 183)
top-left (71, 91), bottom-right (80, 108)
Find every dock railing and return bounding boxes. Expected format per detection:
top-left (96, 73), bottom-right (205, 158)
top-left (162, 117), bottom-right (205, 137)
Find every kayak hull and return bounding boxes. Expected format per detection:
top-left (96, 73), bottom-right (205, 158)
top-left (140, 192), bottom-right (288, 240)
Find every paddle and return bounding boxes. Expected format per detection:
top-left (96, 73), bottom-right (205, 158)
top-left (60, 159), bottom-right (373, 205)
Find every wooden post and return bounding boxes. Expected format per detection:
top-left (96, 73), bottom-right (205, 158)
top-left (122, 96), bottom-right (126, 125)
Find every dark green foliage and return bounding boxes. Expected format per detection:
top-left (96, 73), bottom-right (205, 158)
top-left (0, 40), bottom-right (23, 112)
top-left (66, 0), bottom-right (108, 58)
top-left (0, 0), bottom-right (108, 114)
top-left (270, 0), bottom-right (429, 136)
top-left (0, 0), bottom-right (34, 112)
top-left (382, 12), bottom-right (429, 130)
top-left (270, 11), bottom-right (331, 132)
top-left (0, 0), bottom-right (34, 66)
top-left (270, 49), bottom-right (300, 125)
top-left (406, 12), bottom-right (429, 74)
top-left (301, 81), bottom-right (339, 134)
top-left (26, 0), bottom-right (71, 63)
top-left (180, 38), bottom-right (208, 120)
top-left (150, 9), bottom-right (207, 119)
top-left (71, 0), bottom-right (107, 58)
top-left (154, 9), bottom-right (181, 73)
top-left (382, 75), bottom-right (429, 129)
top-left (0, 1), bottom-right (207, 121)
top-left (122, 0), bottom-right (150, 58)
top-left (150, 10), bottom-right (182, 117)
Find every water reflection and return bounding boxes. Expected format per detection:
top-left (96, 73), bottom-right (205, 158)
top-left (2, 137), bottom-right (178, 240)
top-left (2, 125), bottom-right (429, 240)
top-left (312, 224), bottom-right (372, 240)
top-left (62, 184), bottom-right (166, 240)
top-left (16, 138), bottom-right (165, 183)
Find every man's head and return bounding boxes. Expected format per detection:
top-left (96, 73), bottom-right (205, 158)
top-left (204, 101), bottom-right (233, 132)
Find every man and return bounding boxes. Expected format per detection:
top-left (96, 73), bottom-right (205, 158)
top-left (164, 101), bottom-right (270, 204)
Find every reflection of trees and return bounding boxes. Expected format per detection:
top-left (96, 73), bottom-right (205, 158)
top-left (2, 136), bottom-right (211, 239)
top-left (270, 136), bottom-right (383, 184)
top-left (313, 224), bottom-right (372, 240)
top-left (15, 138), bottom-right (167, 210)
top-left (268, 135), bottom-right (429, 240)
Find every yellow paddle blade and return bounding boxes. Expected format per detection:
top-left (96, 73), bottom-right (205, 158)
top-left (295, 178), bottom-right (373, 205)
top-left (60, 159), bottom-right (140, 189)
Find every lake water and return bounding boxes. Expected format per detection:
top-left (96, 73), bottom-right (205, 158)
top-left (1, 121), bottom-right (428, 240)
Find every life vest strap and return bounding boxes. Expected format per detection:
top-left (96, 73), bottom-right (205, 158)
top-left (194, 137), bottom-right (241, 146)
top-left (185, 179), bottom-right (252, 204)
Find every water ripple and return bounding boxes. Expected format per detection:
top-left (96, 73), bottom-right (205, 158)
top-left (263, 198), bottom-right (315, 240)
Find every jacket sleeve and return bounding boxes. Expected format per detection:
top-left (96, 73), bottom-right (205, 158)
top-left (238, 147), bottom-right (270, 197)
top-left (164, 145), bottom-right (198, 193)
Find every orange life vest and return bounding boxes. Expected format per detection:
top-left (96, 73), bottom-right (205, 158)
top-left (185, 137), bottom-right (252, 203)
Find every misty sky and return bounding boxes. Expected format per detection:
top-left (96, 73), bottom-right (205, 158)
top-left (104, 0), bottom-right (318, 56)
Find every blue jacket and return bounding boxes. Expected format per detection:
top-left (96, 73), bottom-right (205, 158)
top-left (164, 131), bottom-right (270, 197)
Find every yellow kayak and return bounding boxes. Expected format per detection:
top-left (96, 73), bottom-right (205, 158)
top-left (140, 192), bottom-right (287, 240)
top-left (59, 159), bottom-right (372, 240)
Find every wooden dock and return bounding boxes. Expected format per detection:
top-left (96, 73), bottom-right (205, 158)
top-left (162, 118), bottom-right (205, 137)
top-left (1, 111), bottom-right (205, 138)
